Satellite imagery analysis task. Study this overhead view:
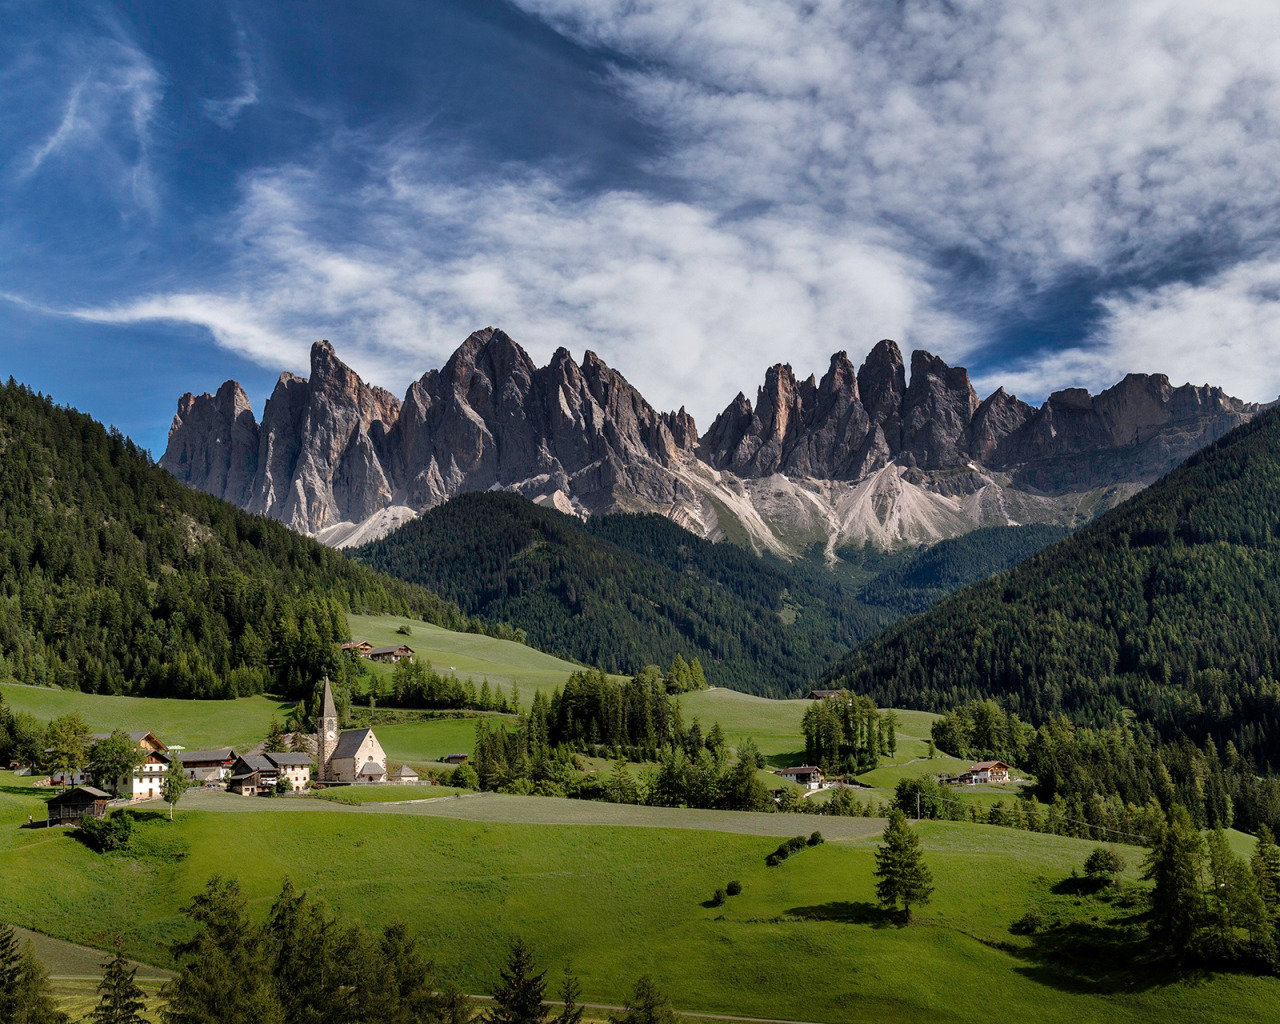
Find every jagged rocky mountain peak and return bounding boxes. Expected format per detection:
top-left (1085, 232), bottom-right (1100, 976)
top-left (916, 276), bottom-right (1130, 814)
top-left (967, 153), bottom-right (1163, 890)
top-left (162, 329), bottom-right (1268, 552)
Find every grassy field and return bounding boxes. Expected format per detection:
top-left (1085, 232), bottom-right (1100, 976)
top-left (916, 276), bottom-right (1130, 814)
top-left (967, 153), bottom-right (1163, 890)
top-left (373, 716), bottom-right (515, 767)
top-left (0, 683), bottom-right (288, 751)
top-left (347, 613), bottom-right (598, 706)
top-left (0, 795), bottom-right (1274, 1024)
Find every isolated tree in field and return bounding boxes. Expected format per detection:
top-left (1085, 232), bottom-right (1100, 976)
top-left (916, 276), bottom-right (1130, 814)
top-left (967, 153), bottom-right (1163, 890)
top-left (161, 756), bottom-right (191, 820)
top-left (87, 731), bottom-right (144, 798)
top-left (1084, 847), bottom-right (1126, 886)
top-left (552, 963), bottom-right (584, 1024)
top-left (608, 975), bottom-right (679, 1024)
top-left (263, 716), bottom-right (287, 753)
top-left (87, 936), bottom-right (148, 1024)
top-left (1143, 805), bottom-right (1206, 959)
top-left (874, 808), bottom-right (934, 920)
top-left (483, 938), bottom-right (548, 1024)
top-left (43, 712), bottom-right (91, 787)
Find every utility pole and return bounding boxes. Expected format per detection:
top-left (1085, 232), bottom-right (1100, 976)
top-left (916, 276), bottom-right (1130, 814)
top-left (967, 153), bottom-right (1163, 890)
top-left (916, 790), bottom-right (921, 822)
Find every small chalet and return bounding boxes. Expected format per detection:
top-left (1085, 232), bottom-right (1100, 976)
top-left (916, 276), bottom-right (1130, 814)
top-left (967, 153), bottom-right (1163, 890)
top-left (47, 786), bottom-right (111, 825)
top-left (442, 753), bottom-right (468, 765)
top-left (228, 771), bottom-right (260, 796)
top-left (961, 760), bottom-right (1011, 785)
top-left (178, 748), bottom-right (237, 783)
top-left (341, 640), bottom-right (373, 656)
top-left (775, 765), bottom-right (825, 790)
top-left (368, 644), bottom-right (414, 664)
top-left (391, 765), bottom-right (419, 784)
top-left (807, 689), bottom-right (843, 700)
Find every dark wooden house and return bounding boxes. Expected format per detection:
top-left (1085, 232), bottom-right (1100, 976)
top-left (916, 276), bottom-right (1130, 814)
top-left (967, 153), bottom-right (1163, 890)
top-left (47, 786), bottom-right (111, 825)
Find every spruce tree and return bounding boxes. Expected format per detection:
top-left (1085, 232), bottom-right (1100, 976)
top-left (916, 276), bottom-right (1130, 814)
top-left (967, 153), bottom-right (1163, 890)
top-left (1252, 825), bottom-right (1280, 914)
top-left (483, 938), bottom-right (548, 1024)
top-left (263, 717), bottom-right (287, 754)
top-left (160, 876), bottom-right (284, 1024)
top-left (86, 937), bottom-right (147, 1024)
top-left (0, 939), bottom-right (67, 1024)
top-left (553, 964), bottom-right (584, 1024)
top-left (608, 976), bottom-right (679, 1024)
top-left (1143, 805), bottom-right (1206, 960)
top-left (873, 808), bottom-right (934, 921)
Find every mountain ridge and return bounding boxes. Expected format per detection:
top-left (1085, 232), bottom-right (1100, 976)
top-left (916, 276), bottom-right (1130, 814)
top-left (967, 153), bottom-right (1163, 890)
top-left (161, 329), bottom-right (1267, 553)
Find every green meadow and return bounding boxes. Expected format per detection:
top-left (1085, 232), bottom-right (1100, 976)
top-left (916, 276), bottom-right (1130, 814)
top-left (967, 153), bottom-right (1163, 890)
top-left (0, 683), bottom-right (288, 752)
top-left (0, 792), bottom-right (1274, 1024)
top-left (347, 613), bottom-right (596, 705)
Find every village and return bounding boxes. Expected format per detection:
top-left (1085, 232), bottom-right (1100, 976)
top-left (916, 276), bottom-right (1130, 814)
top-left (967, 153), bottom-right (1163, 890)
top-left (37, 679), bottom-right (469, 826)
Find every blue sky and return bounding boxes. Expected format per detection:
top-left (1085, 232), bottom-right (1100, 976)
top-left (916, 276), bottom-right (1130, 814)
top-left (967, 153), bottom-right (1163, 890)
top-left (5, 0), bottom-right (1280, 454)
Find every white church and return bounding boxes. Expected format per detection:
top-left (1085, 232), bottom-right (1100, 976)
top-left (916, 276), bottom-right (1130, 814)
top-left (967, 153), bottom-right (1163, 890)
top-left (316, 678), bottom-right (388, 784)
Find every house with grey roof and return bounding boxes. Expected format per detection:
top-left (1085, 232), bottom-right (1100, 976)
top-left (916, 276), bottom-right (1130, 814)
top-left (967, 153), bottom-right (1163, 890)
top-left (177, 748), bottom-right (236, 783)
top-left (228, 750), bottom-right (315, 793)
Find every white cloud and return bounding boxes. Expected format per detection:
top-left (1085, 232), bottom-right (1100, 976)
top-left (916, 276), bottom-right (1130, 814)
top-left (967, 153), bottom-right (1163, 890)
top-left (60, 0), bottom-right (1280, 417)
top-left (8, 35), bottom-right (162, 214)
top-left (981, 260), bottom-right (1280, 404)
top-left (70, 158), bottom-right (968, 424)
top-left (203, 24), bottom-right (258, 129)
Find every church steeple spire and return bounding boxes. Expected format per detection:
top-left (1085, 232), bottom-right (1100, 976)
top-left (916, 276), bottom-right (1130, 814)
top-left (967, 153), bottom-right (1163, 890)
top-left (317, 677), bottom-right (339, 782)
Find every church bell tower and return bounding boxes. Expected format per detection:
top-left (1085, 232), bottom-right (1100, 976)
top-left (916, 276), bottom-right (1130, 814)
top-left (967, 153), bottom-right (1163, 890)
top-left (317, 677), bottom-right (338, 782)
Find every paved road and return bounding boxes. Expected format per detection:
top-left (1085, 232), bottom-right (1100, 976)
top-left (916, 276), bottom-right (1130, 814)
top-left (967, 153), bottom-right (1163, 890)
top-left (173, 790), bottom-right (885, 839)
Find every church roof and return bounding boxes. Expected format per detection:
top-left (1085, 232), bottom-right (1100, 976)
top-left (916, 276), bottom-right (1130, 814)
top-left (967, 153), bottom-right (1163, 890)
top-left (321, 678), bottom-right (337, 721)
top-left (358, 761), bottom-right (386, 776)
top-left (392, 765), bottom-right (417, 777)
top-left (331, 728), bottom-right (375, 760)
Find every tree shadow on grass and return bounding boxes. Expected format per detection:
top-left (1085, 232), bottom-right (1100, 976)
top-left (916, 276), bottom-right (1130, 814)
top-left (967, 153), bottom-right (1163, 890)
top-left (784, 902), bottom-right (900, 928)
top-left (1009, 911), bottom-right (1190, 995)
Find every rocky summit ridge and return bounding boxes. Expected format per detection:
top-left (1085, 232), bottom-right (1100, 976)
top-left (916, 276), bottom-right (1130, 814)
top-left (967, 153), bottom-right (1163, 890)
top-left (160, 329), bottom-right (1267, 555)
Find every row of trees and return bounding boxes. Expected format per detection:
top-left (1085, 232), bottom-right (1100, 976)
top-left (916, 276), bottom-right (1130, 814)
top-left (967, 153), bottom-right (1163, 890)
top-left (0, 876), bottom-right (689, 1024)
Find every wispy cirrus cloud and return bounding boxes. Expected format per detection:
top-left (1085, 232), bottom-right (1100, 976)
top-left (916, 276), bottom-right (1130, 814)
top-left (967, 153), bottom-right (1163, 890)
top-left (203, 23), bottom-right (258, 129)
top-left (71, 155), bottom-right (966, 421)
top-left (33, 0), bottom-right (1280, 426)
top-left (6, 30), bottom-right (162, 215)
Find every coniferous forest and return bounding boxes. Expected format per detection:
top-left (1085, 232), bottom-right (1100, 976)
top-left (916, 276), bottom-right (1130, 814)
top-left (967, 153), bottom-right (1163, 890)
top-left (351, 491), bottom-right (1061, 695)
top-left (825, 408), bottom-right (1280, 828)
top-left (0, 380), bottom-right (487, 699)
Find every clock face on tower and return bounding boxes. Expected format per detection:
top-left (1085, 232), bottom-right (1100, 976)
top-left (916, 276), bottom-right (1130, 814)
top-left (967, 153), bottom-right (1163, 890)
top-left (326, 729), bottom-right (336, 741)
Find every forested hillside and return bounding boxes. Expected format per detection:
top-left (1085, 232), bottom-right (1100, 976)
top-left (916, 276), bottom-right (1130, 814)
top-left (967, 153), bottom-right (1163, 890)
top-left (825, 407), bottom-right (1280, 776)
top-left (0, 379), bottom-right (486, 699)
top-left (351, 492), bottom-right (1062, 695)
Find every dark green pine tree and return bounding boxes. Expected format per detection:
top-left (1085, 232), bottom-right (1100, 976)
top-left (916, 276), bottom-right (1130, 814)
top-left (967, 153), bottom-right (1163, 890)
top-left (87, 937), bottom-right (147, 1024)
top-left (160, 876), bottom-right (283, 1024)
top-left (553, 964), bottom-right (584, 1024)
top-left (874, 808), bottom-right (935, 921)
top-left (483, 939), bottom-right (548, 1024)
top-left (0, 932), bottom-right (67, 1024)
top-left (1253, 824), bottom-right (1280, 915)
top-left (607, 976), bottom-right (679, 1024)
top-left (263, 717), bottom-right (287, 754)
top-left (1143, 805), bottom-right (1207, 961)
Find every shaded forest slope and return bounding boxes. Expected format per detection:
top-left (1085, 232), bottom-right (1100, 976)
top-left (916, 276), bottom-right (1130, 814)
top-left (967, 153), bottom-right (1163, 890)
top-left (826, 407), bottom-right (1280, 773)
